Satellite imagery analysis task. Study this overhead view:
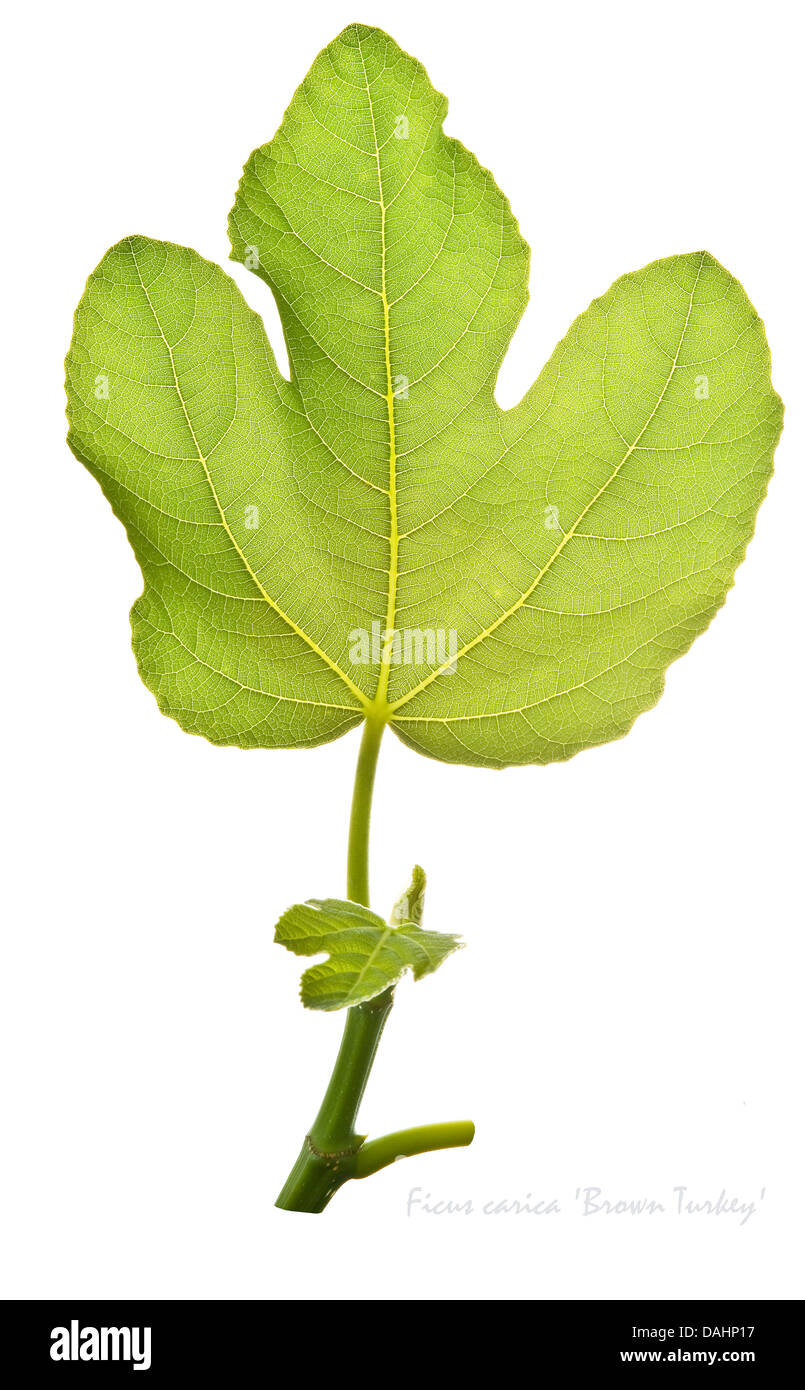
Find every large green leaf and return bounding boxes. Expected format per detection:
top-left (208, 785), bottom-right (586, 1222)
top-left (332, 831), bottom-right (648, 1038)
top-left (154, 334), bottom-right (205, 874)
top-left (65, 23), bottom-right (782, 767)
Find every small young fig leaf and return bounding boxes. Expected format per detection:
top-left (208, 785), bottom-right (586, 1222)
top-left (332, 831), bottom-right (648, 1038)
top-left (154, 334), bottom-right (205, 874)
top-left (274, 896), bottom-right (461, 1011)
top-left (390, 865), bottom-right (426, 927)
top-left (65, 23), bottom-right (783, 767)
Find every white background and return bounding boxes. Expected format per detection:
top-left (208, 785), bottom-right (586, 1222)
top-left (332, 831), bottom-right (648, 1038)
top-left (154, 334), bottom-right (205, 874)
top-left (2, 0), bottom-right (802, 1300)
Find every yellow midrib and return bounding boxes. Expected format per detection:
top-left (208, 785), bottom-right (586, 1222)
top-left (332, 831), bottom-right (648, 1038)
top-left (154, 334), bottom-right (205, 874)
top-left (129, 243), bottom-right (370, 711)
top-left (357, 29), bottom-right (398, 715)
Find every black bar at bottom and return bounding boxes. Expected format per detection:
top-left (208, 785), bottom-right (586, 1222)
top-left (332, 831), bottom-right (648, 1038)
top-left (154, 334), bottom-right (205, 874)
top-left (0, 1298), bottom-right (799, 1377)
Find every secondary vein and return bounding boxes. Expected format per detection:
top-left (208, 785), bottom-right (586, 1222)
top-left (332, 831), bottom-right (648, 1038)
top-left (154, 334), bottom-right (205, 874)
top-left (128, 240), bottom-right (369, 711)
top-left (388, 252), bottom-right (706, 715)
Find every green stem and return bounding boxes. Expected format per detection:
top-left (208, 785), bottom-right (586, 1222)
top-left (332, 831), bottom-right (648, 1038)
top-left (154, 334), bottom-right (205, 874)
top-left (354, 1122), bottom-right (475, 1179)
top-left (308, 715), bottom-right (392, 1152)
top-left (275, 713), bottom-right (474, 1213)
top-left (346, 714), bottom-right (384, 908)
top-left (276, 716), bottom-right (390, 1212)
